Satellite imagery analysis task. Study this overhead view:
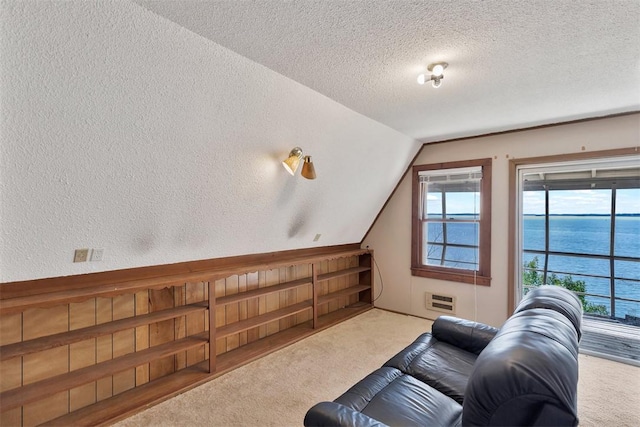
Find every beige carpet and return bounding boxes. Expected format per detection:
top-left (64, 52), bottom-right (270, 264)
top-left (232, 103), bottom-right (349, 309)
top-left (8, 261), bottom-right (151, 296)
top-left (114, 309), bottom-right (640, 427)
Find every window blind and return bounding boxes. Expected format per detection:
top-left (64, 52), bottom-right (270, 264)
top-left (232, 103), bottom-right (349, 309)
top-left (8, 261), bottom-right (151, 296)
top-left (521, 157), bottom-right (640, 191)
top-left (419, 166), bottom-right (483, 183)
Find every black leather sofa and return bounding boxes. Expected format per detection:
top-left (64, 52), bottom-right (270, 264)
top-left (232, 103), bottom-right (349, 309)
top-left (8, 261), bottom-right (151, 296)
top-left (304, 285), bottom-right (583, 426)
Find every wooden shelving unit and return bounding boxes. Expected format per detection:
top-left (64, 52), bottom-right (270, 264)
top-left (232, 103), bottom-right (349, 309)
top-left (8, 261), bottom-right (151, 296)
top-left (1, 333), bottom-right (209, 411)
top-left (0, 303), bottom-right (209, 361)
top-left (216, 301), bottom-right (313, 339)
top-left (0, 246), bottom-right (373, 426)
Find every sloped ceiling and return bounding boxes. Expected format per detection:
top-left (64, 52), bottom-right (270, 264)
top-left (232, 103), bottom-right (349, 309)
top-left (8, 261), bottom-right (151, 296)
top-left (1, 1), bottom-right (639, 282)
top-left (135, 0), bottom-right (640, 141)
top-left (0, 1), bottom-right (418, 282)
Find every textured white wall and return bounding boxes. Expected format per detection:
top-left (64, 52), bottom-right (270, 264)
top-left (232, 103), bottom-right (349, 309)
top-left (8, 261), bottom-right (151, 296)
top-left (364, 114), bottom-right (640, 327)
top-left (0, 1), bottom-right (419, 282)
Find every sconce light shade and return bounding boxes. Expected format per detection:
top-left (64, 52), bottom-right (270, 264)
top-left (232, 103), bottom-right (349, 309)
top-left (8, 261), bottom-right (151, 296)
top-left (301, 156), bottom-right (316, 180)
top-left (282, 147), bottom-right (303, 175)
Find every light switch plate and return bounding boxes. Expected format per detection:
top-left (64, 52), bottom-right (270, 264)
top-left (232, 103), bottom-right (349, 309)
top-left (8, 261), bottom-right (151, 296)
top-left (74, 249), bottom-right (89, 263)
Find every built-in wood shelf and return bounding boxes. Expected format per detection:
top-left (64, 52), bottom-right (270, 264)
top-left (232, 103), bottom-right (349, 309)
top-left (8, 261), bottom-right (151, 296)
top-left (215, 277), bottom-right (311, 306)
top-left (1, 332), bottom-right (209, 411)
top-left (0, 245), bottom-right (373, 426)
top-left (216, 301), bottom-right (313, 339)
top-left (43, 363), bottom-right (213, 427)
top-left (0, 302), bottom-right (208, 361)
top-left (42, 304), bottom-right (372, 427)
top-left (0, 247), bottom-right (370, 313)
top-left (317, 266), bottom-right (370, 282)
top-left (318, 285), bottom-right (371, 306)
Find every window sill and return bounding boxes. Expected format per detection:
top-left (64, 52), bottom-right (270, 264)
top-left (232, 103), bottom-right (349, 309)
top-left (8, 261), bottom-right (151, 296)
top-left (411, 267), bottom-right (491, 286)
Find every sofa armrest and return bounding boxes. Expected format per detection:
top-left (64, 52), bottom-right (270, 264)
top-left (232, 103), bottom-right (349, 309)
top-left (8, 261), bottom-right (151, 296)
top-left (432, 315), bottom-right (499, 355)
top-left (514, 285), bottom-right (583, 340)
top-left (304, 402), bottom-right (389, 427)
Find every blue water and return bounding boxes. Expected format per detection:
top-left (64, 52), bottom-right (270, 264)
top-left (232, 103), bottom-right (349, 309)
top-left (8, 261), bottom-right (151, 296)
top-left (523, 216), bottom-right (640, 319)
top-left (425, 215), bottom-right (640, 318)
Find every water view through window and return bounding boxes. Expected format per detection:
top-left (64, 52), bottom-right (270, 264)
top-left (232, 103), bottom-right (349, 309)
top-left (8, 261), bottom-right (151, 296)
top-left (522, 185), bottom-right (640, 321)
top-left (413, 159), bottom-right (491, 285)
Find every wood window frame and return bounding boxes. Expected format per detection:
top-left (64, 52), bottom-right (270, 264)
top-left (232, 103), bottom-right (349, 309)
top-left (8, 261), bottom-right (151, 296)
top-left (411, 158), bottom-right (492, 286)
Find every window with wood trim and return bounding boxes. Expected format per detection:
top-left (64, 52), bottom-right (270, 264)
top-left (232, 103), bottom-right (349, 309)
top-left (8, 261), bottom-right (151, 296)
top-left (412, 158), bottom-right (492, 285)
top-left (517, 154), bottom-right (640, 319)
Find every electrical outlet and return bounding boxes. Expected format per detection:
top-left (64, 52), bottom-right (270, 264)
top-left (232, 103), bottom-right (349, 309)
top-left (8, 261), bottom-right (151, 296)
top-left (74, 249), bottom-right (89, 263)
top-left (90, 248), bottom-right (104, 262)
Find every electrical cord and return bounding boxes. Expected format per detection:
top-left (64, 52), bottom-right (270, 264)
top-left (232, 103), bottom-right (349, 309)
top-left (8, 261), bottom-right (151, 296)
top-left (367, 247), bottom-right (384, 303)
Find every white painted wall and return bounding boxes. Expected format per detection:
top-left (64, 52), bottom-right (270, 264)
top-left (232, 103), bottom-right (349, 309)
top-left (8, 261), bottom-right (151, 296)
top-left (0, 1), bottom-right (419, 282)
top-left (364, 114), bottom-right (640, 327)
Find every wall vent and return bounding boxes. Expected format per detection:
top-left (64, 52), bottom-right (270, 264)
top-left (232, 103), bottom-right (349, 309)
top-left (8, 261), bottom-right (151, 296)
top-left (425, 292), bottom-right (456, 314)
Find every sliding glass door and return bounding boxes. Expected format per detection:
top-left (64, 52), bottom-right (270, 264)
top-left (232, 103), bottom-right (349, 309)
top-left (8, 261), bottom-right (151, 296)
top-left (515, 155), bottom-right (640, 321)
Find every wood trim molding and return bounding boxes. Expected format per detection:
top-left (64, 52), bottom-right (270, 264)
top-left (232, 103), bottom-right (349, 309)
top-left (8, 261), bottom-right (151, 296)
top-left (0, 243), bottom-right (361, 301)
top-left (417, 110), bottom-right (640, 146)
top-left (361, 143), bottom-right (424, 242)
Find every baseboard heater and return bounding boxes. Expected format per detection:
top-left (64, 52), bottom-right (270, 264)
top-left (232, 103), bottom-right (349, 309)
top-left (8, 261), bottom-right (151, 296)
top-left (426, 292), bottom-right (456, 314)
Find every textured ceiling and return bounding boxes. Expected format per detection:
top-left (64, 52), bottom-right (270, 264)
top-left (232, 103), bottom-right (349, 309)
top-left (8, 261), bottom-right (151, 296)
top-left (136, 0), bottom-right (640, 142)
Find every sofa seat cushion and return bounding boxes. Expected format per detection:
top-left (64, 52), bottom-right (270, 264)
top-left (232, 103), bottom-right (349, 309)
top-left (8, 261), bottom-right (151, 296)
top-left (383, 333), bottom-right (477, 404)
top-left (304, 402), bottom-right (389, 427)
top-left (335, 367), bottom-right (462, 426)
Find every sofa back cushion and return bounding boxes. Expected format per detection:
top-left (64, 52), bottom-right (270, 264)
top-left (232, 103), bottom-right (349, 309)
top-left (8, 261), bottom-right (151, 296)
top-left (432, 316), bottom-right (499, 355)
top-left (384, 333), bottom-right (477, 404)
top-left (462, 309), bottom-right (580, 426)
top-left (384, 318), bottom-right (498, 404)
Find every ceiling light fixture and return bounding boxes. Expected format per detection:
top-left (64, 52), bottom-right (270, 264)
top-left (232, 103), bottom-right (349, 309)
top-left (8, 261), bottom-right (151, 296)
top-left (282, 147), bottom-right (316, 179)
top-left (417, 62), bottom-right (449, 88)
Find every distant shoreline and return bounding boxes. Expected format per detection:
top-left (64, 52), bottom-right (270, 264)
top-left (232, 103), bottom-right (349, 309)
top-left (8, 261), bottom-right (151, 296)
top-left (443, 213), bottom-right (640, 217)
top-left (524, 213), bottom-right (640, 217)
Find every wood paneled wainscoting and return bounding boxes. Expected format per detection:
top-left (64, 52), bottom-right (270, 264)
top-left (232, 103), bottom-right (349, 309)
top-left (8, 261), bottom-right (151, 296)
top-left (0, 244), bottom-right (373, 426)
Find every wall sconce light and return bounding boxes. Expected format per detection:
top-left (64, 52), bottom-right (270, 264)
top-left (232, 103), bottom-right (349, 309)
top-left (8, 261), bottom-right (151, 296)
top-left (282, 147), bottom-right (316, 179)
top-left (417, 62), bottom-right (448, 88)
top-left (301, 156), bottom-right (316, 179)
